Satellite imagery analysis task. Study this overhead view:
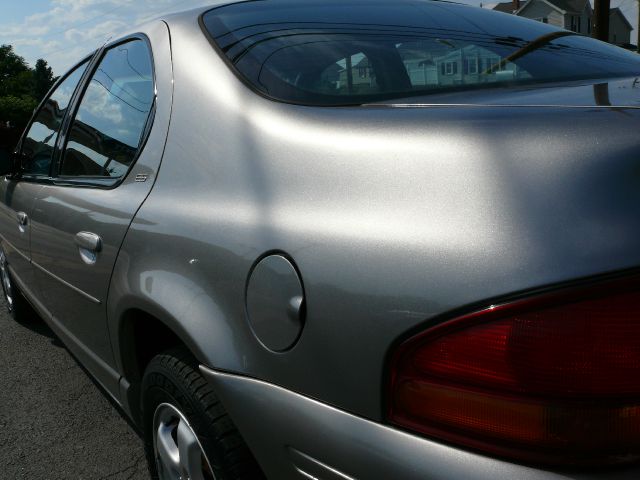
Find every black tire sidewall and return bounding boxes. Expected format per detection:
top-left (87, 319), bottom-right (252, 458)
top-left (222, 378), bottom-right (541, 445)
top-left (141, 352), bottom-right (229, 479)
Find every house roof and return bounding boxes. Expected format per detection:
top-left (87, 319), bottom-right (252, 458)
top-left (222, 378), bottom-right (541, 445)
top-left (492, 2), bottom-right (515, 13)
top-left (548, 0), bottom-right (590, 13)
top-left (516, 0), bottom-right (590, 15)
top-left (354, 57), bottom-right (371, 68)
top-left (610, 7), bottom-right (634, 32)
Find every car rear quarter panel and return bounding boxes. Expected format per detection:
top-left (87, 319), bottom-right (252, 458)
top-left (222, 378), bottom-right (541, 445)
top-left (108, 13), bottom-right (640, 421)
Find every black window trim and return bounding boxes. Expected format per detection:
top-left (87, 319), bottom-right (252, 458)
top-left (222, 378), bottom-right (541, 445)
top-left (197, 5), bottom-right (331, 107)
top-left (52, 33), bottom-right (157, 190)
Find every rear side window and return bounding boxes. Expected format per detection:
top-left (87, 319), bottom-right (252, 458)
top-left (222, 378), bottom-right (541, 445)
top-left (20, 62), bottom-right (87, 176)
top-left (60, 39), bottom-right (154, 178)
top-left (202, 0), bottom-right (640, 106)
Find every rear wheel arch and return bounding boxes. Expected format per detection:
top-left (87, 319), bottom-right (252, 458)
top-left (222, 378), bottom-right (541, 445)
top-left (118, 308), bottom-right (195, 425)
top-left (107, 256), bottom-right (252, 421)
top-left (119, 309), bottom-right (183, 383)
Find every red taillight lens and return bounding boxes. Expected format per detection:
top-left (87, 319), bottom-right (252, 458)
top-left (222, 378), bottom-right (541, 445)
top-left (387, 275), bottom-right (640, 466)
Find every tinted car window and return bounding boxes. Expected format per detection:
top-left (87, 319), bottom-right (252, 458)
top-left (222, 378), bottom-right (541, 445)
top-left (202, 0), bottom-right (640, 105)
top-left (20, 62), bottom-right (88, 175)
top-left (60, 39), bottom-right (154, 178)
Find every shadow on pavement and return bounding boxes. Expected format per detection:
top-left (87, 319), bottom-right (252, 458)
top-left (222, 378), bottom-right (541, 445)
top-left (1, 294), bottom-right (144, 439)
top-left (12, 301), bottom-right (65, 347)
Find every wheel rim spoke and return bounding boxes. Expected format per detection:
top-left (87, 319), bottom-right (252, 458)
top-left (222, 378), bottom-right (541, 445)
top-left (153, 403), bottom-right (215, 480)
top-left (0, 252), bottom-right (13, 309)
top-left (177, 418), bottom-right (206, 480)
top-left (156, 421), bottom-right (181, 479)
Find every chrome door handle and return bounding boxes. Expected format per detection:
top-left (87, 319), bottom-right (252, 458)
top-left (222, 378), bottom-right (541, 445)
top-left (16, 211), bottom-right (28, 233)
top-left (74, 231), bottom-right (102, 252)
top-left (16, 212), bottom-right (28, 226)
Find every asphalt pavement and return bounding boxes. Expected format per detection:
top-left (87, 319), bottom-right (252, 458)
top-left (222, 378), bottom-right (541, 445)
top-left (0, 297), bottom-right (150, 479)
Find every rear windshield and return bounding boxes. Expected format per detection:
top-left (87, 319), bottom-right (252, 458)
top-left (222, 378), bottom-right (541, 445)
top-left (202, 0), bottom-right (640, 106)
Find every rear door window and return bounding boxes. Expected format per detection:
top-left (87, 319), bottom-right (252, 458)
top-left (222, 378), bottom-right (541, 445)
top-left (60, 39), bottom-right (154, 179)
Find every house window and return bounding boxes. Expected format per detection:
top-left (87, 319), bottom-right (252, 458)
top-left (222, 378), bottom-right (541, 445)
top-left (464, 58), bottom-right (479, 74)
top-left (587, 17), bottom-right (591, 34)
top-left (534, 17), bottom-right (548, 23)
top-left (570, 15), bottom-right (580, 32)
top-left (318, 52), bottom-right (378, 94)
top-left (486, 57), bottom-right (502, 72)
top-left (444, 61), bottom-right (458, 75)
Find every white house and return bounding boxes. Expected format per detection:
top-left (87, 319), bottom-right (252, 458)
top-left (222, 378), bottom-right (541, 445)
top-left (608, 7), bottom-right (634, 45)
top-left (492, 0), bottom-right (634, 46)
top-left (493, 0), bottom-right (592, 32)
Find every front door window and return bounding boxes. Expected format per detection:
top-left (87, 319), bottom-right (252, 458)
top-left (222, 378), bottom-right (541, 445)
top-left (20, 62), bottom-right (88, 176)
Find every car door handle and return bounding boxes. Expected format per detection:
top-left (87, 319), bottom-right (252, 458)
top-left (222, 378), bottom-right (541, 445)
top-left (16, 211), bottom-right (28, 226)
top-left (74, 231), bottom-right (102, 252)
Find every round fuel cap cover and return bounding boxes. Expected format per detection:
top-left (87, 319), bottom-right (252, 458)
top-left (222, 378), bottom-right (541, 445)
top-left (245, 254), bottom-right (305, 352)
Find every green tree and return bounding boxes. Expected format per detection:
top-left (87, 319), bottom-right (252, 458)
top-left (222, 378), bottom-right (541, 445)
top-left (0, 44), bottom-right (47, 131)
top-left (0, 95), bottom-right (37, 126)
top-left (0, 44), bottom-right (33, 97)
top-left (33, 58), bottom-right (56, 102)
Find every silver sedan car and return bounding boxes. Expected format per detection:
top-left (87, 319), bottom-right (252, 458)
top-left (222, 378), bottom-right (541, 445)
top-left (1, 0), bottom-right (640, 478)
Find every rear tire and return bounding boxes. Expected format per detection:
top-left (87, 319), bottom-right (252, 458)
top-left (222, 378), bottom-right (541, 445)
top-left (0, 249), bottom-right (32, 322)
top-left (141, 346), bottom-right (265, 480)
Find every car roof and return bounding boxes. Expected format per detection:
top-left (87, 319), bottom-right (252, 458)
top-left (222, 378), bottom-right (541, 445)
top-left (158, 0), bottom-right (463, 23)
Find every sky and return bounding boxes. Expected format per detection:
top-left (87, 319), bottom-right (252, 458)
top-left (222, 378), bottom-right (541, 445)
top-left (0, 0), bottom-right (638, 76)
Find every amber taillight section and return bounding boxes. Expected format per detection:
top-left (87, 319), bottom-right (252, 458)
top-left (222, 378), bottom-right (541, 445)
top-left (387, 275), bottom-right (640, 466)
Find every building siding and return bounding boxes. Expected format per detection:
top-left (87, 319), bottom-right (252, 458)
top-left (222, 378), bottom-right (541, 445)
top-left (517, 0), bottom-right (593, 35)
top-left (547, 10), bottom-right (564, 27)
top-left (562, 7), bottom-right (592, 35)
top-left (609, 13), bottom-right (632, 44)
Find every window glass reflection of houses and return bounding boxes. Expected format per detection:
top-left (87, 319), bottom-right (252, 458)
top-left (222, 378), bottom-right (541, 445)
top-left (262, 34), bottom-right (535, 100)
top-left (399, 42), bottom-right (530, 88)
top-left (321, 53), bottom-right (379, 95)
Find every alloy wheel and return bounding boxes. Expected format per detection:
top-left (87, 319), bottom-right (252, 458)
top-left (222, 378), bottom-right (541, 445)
top-left (0, 251), bottom-right (14, 312)
top-left (153, 402), bottom-right (216, 480)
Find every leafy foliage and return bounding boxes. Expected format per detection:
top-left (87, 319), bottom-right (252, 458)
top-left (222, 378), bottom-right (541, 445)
top-left (34, 59), bottom-right (57, 101)
top-left (0, 44), bottom-right (57, 131)
top-left (0, 95), bottom-right (38, 126)
top-left (0, 45), bottom-right (31, 97)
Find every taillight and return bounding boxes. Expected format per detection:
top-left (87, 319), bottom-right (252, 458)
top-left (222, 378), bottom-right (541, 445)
top-left (387, 274), bottom-right (640, 467)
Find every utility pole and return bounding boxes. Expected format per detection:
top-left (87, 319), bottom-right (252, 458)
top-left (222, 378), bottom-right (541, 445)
top-left (593, 0), bottom-right (611, 42)
top-left (637, 0), bottom-right (639, 52)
